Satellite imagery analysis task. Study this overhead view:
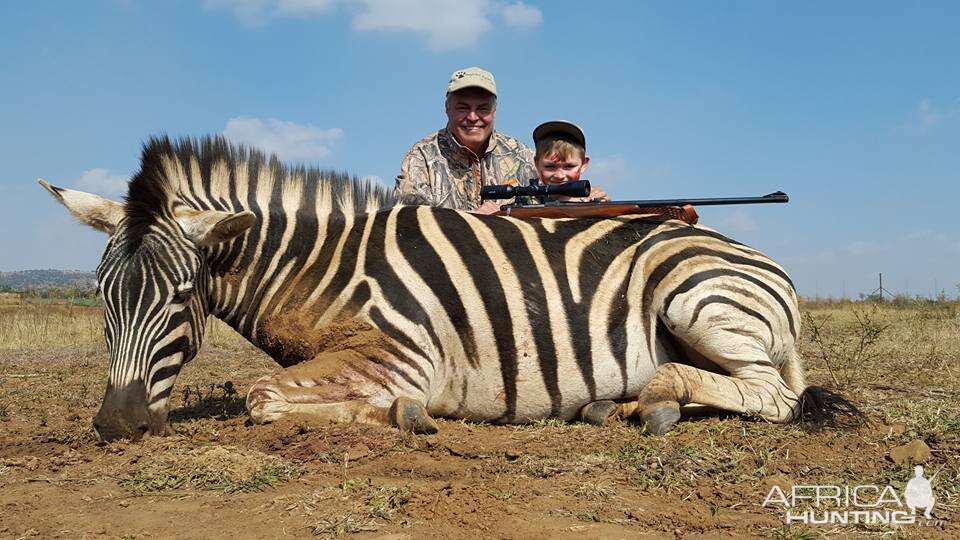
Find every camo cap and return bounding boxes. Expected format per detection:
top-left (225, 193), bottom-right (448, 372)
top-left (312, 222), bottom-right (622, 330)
top-left (447, 66), bottom-right (497, 96)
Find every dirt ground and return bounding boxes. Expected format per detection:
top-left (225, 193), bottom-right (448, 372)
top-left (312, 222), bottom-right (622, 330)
top-left (0, 303), bottom-right (958, 539)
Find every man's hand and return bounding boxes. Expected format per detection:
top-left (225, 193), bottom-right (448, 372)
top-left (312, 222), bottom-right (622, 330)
top-left (471, 200), bottom-right (503, 215)
top-left (557, 186), bottom-right (610, 203)
top-left (587, 186), bottom-right (610, 202)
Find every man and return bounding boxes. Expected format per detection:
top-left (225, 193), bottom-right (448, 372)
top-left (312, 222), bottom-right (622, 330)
top-left (395, 67), bottom-right (537, 214)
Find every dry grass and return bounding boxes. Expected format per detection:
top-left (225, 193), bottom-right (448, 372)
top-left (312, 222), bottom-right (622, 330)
top-left (0, 304), bottom-right (252, 351)
top-left (262, 479), bottom-right (413, 537)
top-left (799, 301), bottom-right (960, 392)
top-left (5, 299), bottom-right (956, 381)
top-left (0, 304), bottom-right (104, 350)
top-left (121, 442), bottom-right (299, 493)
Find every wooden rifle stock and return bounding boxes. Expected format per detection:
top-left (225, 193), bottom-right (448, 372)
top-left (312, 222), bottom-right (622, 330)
top-left (498, 203), bottom-right (700, 223)
top-left (493, 191), bottom-right (787, 223)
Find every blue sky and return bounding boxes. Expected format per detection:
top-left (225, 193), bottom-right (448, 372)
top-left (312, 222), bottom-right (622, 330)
top-left (2, 1), bottom-right (958, 299)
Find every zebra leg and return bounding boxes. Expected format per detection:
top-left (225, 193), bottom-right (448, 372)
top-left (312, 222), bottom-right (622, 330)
top-left (388, 396), bottom-right (439, 434)
top-left (246, 350), bottom-right (438, 434)
top-left (631, 361), bottom-right (801, 434)
top-left (578, 400), bottom-right (621, 426)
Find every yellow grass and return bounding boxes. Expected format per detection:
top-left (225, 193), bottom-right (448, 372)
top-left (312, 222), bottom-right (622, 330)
top-left (3, 301), bottom-right (958, 381)
top-left (2, 300), bottom-right (958, 397)
top-left (0, 292), bottom-right (24, 305)
top-left (799, 301), bottom-right (960, 391)
top-left (0, 305), bottom-right (250, 351)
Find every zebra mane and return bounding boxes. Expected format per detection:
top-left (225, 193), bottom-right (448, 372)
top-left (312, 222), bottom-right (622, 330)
top-left (123, 135), bottom-right (396, 244)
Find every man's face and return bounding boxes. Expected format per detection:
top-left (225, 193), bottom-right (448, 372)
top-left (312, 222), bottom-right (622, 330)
top-left (536, 152), bottom-right (589, 185)
top-left (445, 88), bottom-right (496, 154)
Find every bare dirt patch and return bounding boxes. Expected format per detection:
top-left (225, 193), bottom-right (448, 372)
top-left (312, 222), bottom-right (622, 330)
top-left (0, 303), bottom-right (958, 538)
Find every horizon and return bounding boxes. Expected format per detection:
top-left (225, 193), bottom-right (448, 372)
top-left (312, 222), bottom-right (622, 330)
top-left (3, 1), bottom-right (958, 299)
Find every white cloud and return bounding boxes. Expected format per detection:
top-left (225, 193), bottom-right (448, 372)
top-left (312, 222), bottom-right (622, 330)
top-left (74, 168), bottom-right (129, 199)
top-left (277, 0), bottom-right (336, 16)
top-left (903, 230), bottom-right (960, 254)
top-left (359, 174), bottom-right (391, 191)
top-left (351, 0), bottom-right (493, 51)
top-left (203, 0), bottom-right (276, 25)
top-left (205, 0), bottom-right (542, 50)
top-left (587, 155), bottom-right (627, 186)
top-left (897, 98), bottom-right (960, 135)
top-left (222, 116), bottom-right (344, 162)
top-left (843, 240), bottom-right (884, 256)
top-left (904, 229), bottom-right (947, 243)
top-left (501, 1), bottom-right (543, 28)
top-left (715, 209), bottom-right (757, 234)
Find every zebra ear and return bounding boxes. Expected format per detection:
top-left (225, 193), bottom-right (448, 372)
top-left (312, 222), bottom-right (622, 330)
top-left (38, 178), bottom-right (125, 235)
top-left (174, 207), bottom-right (256, 247)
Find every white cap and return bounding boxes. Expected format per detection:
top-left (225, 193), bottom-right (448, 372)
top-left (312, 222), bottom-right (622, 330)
top-left (447, 66), bottom-right (497, 96)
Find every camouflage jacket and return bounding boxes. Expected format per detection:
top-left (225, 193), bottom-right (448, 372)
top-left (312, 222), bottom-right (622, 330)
top-left (395, 128), bottom-right (537, 211)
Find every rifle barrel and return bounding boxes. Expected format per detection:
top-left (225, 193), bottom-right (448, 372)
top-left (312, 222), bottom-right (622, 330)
top-left (576, 191), bottom-right (789, 207)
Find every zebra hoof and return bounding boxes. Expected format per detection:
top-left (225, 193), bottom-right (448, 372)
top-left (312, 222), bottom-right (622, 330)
top-left (640, 401), bottom-right (681, 435)
top-left (389, 396), bottom-right (439, 435)
top-left (579, 400), bottom-right (620, 426)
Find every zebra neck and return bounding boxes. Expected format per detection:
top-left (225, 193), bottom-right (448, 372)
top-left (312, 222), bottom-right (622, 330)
top-left (204, 209), bottom-right (364, 353)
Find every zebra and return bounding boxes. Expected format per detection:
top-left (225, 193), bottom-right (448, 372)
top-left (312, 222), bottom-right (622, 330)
top-left (40, 136), bottom-right (855, 441)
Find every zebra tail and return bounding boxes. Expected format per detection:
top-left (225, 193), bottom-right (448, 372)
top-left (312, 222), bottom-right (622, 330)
top-left (781, 349), bottom-right (807, 396)
top-left (797, 385), bottom-right (867, 429)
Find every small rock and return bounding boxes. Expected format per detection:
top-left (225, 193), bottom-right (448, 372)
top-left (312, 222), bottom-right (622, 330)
top-left (445, 444), bottom-right (476, 458)
top-left (761, 474), bottom-right (794, 495)
top-left (347, 444), bottom-right (370, 460)
top-left (888, 439), bottom-right (932, 465)
top-left (885, 423), bottom-right (907, 434)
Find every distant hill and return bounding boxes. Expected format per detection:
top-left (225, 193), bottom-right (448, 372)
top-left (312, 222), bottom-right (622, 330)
top-left (0, 270), bottom-right (97, 293)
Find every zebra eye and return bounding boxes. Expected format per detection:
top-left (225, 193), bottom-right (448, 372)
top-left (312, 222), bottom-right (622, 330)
top-left (172, 284), bottom-right (194, 304)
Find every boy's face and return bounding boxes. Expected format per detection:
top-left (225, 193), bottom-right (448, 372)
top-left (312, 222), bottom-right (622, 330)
top-left (536, 152), bottom-right (590, 185)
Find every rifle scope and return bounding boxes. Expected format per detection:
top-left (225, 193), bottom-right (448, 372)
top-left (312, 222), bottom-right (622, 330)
top-left (480, 180), bottom-right (591, 200)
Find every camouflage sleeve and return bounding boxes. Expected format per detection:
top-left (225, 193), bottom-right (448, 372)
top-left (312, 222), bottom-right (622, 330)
top-left (517, 142), bottom-right (537, 187)
top-left (394, 145), bottom-right (435, 206)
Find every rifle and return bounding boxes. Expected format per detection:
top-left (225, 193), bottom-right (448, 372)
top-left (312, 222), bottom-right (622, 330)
top-left (480, 179), bottom-right (788, 223)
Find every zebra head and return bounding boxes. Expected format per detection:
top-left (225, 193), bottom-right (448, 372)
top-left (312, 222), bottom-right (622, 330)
top-left (39, 179), bottom-right (254, 442)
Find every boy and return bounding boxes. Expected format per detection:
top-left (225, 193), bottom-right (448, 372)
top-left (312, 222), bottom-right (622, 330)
top-left (532, 120), bottom-right (609, 202)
